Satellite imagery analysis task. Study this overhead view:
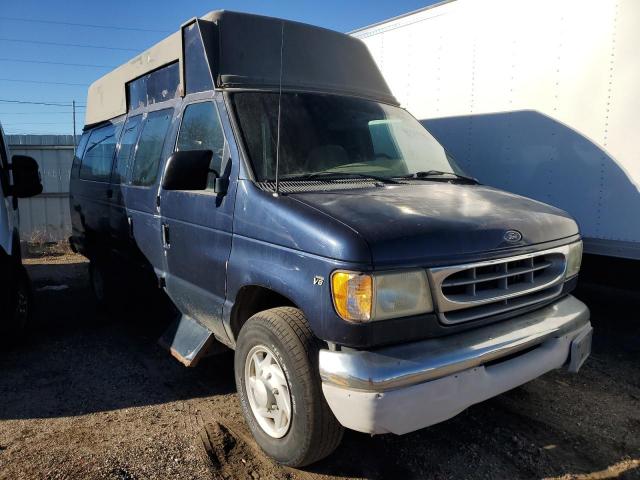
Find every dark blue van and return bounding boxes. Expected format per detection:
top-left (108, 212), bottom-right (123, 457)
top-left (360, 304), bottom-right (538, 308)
top-left (69, 11), bottom-right (592, 467)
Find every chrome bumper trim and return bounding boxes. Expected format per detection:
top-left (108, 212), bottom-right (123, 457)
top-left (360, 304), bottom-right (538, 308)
top-left (428, 244), bottom-right (571, 315)
top-left (319, 295), bottom-right (590, 392)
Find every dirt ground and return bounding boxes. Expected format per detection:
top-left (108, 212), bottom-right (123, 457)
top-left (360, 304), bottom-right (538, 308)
top-left (0, 254), bottom-right (638, 480)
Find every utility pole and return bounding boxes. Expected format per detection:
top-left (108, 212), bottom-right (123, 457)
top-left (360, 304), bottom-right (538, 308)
top-left (72, 100), bottom-right (77, 153)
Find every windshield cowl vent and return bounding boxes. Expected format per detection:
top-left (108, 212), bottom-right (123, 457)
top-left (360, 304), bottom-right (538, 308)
top-left (257, 179), bottom-right (384, 193)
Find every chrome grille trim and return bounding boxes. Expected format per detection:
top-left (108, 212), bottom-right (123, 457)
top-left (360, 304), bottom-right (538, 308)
top-left (428, 245), bottom-right (571, 324)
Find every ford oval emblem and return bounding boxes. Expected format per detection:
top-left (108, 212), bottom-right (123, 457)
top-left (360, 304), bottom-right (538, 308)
top-left (504, 230), bottom-right (523, 243)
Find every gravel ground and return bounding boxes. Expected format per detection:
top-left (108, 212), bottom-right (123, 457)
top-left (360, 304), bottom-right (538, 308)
top-left (0, 254), bottom-right (638, 479)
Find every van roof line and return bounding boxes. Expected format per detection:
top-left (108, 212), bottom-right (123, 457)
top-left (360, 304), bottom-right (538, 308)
top-left (84, 10), bottom-right (397, 127)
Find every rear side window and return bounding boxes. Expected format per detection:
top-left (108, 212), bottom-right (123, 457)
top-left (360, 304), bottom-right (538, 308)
top-left (127, 62), bottom-right (180, 111)
top-left (80, 123), bottom-right (121, 182)
top-left (130, 109), bottom-right (173, 187)
top-left (113, 115), bottom-right (142, 183)
top-left (176, 102), bottom-right (225, 180)
top-left (75, 133), bottom-right (90, 163)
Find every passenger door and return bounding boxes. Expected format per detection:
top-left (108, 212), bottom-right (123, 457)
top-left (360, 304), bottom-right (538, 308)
top-left (121, 105), bottom-right (176, 277)
top-left (159, 95), bottom-right (236, 340)
top-left (109, 114), bottom-right (143, 264)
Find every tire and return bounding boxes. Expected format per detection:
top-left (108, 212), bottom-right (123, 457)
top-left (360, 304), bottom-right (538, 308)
top-left (89, 260), bottom-right (126, 312)
top-left (234, 307), bottom-right (344, 467)
top-left (1, 263), bottom-right (32, 344)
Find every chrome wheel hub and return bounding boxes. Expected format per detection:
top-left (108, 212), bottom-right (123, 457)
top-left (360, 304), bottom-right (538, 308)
top-left (244, 345), bottom-right (292, 438)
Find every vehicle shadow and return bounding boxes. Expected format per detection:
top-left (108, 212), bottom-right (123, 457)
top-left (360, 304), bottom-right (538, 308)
top-left (1, 259), bottom-right (638, 479)
top-left (422, 110), bottom-right (640, 259)
top-left (0, 259), bottom-right (236, 422)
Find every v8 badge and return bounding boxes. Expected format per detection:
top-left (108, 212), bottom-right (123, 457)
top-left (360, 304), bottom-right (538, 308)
top-left (313, 276), bottom-right (325, 286)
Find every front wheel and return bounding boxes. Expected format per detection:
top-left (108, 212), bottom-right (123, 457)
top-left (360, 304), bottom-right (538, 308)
top-left (235, 307), bottom-right (343, 467)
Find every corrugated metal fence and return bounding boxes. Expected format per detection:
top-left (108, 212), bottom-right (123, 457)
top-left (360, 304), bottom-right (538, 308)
top-left (7, 135), bottom-right (77, 243)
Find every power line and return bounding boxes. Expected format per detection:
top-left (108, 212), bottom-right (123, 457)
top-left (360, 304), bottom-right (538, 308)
top-left (0, 57), bottom-right (116, 68)
top-left (0, 111), bottom-right (74, 115)
top-left (2, 122), bottom-right (72, 125)
top-left (0, 16), bottom-right (171, 33)
top-left (0, 78), bottom-right (87, 87)
top-left (0, 37), bottom-right (140, 52)
top-left (0, 98), bottom-right (72, 106)
top-left (5, 131), bottom-right (74, 135)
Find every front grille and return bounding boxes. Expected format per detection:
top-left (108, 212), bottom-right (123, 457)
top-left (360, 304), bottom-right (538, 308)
top-left (428, 246), bottom-right (568, 324)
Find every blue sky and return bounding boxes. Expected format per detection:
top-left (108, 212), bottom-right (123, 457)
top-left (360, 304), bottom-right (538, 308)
top-left (0, 0), bottom-right (438, 135)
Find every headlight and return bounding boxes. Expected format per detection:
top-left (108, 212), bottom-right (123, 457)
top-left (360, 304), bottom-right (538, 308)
top-left (566, 241), bottom-right (583, 278)
top-left (331, 270), bottom-right (433, 322)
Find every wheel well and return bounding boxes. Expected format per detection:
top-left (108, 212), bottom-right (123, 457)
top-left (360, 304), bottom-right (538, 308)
top-left (230, 285), bottom-right (297, 342)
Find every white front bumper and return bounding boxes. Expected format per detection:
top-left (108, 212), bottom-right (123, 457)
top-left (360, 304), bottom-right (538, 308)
top-left (320, 295), bottom-right (592, 435)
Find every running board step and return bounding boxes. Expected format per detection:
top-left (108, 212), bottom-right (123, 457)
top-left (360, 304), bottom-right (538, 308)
top-left (159, 314), bottom-right (224, 367)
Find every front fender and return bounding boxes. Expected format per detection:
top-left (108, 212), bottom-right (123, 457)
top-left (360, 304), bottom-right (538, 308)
top-left (223, 234), bottom-right (369, 344)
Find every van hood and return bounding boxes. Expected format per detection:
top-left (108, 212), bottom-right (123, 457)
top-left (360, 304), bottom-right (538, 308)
top-left (291, 183), bottom-right (579, 266)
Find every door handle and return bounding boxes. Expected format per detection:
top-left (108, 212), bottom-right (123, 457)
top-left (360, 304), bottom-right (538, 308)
top-left (162, 223), bottom-right (170, 250)
top-left (127, 216), bottom-right (134, 237)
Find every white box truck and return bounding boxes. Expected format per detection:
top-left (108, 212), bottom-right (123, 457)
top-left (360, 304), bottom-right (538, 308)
top-left (0, 123), bottom-right (42, 342)
top-left (353, 0), bottom-right (640, 260)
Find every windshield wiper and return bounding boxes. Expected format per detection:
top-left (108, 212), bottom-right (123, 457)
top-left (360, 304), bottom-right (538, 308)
top-left (281, 171), bottom-right (400, 184)
top-left (395, 170), bottom-right (479, 184)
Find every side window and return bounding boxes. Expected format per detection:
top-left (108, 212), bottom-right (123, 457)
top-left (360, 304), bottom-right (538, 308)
top-left (130, 109), bottom-right (173, 187)
top-left (113, 115), bottom-right (142, 183)
top-left (80, 123), bottom-right (121, 182)
top-left (75, 133), bottom-right (90, 160)
top-left (183, 22), bottom-right (213, 94)
top-left (73, 133), bottom-right (90, 166)
top-left (176, 102), bottom-right (225, 187)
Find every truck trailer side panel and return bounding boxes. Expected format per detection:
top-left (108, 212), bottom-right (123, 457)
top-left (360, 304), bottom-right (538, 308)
top-left (353, 0), bottom-right (640, 259)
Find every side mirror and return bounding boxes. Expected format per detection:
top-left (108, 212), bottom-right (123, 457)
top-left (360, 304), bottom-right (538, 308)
top-left (162, 150), bottom-right (227, 194)
top-left (10, 155), bottom-right (43, 198)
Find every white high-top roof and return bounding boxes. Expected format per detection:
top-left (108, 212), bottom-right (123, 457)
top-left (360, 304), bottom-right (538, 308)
top-left (85, 10), bottom-right (396, 127)
top-left (85, 31), bottom-right (181, 126)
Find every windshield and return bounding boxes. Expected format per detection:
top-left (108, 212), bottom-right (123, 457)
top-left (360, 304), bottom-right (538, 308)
top-left (231, 92), bottom-right (462, 182)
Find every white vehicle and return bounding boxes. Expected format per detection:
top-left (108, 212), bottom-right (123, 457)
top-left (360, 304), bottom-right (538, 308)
top-left (0, 123), bottom-right (42, 341)
top-left (353, 0), bottom-right (640, 260)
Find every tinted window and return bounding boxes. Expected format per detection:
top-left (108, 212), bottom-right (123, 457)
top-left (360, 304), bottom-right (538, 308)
top-left (75, 133), bottom-right (90, 162)
top-left (184, 22), bottom-right (213, 94)
top-left (72, 133), bottom-right (90, 178)
top-left (80, 123), bottom-right (121, 182)
top-left (127, 62), bottom-right (180, 111)
top-left (130, 109), bottom-right (173, 187)
top-left (114, 115), bottom-right (142, 183)
top-left (232, 92), bottom-right (461, 181)
top-left (176, 102), bottom-right (224, 180)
